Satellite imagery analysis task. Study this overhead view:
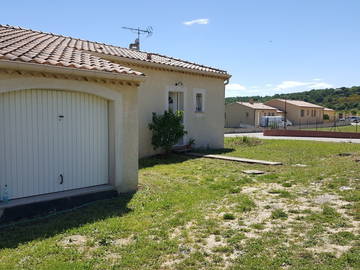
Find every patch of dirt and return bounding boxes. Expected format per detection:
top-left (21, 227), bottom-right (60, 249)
top-left (314, 194), bottom-right (340, 204)
top-left (112, 236), bottom-right (133, 246)
top-left (60, 235), bottom-right (88, 247)
top-left (170, 221), bottom-right (195, 239)
top-left (160, 256), bottom-right (183, 269)
top-left (59, 235), bottom-right (92, 253)
top-left (204, 234), bottom-right (226, 250)
top-left (161, 180), bottom-right (359, 268)
top-left (306, 244), bottom-right (353, 258)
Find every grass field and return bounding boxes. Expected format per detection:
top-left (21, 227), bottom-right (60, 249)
top-left (308, 124), bottom-right (360, 133)
top-left (0, 138), bottom-right (359, 269)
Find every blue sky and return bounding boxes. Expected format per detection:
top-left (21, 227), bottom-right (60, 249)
top-left (2, 0), bottom-right (359, 97)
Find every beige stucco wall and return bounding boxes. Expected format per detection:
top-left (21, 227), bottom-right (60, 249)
top-left (225, 103), bottom-right (280, 127)
top-left (225, 103), bottom-right (255, 127)
top-left (117, 67), bottom-right (225, 157)
top-left (324, 110), bottom-right (337, 121)
top-left (0, 71), bottom-right (139, 193)
top-left (265, 100), bottom-right (323, 125)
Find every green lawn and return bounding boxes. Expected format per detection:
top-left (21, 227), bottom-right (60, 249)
top-left (308, 124), bottom-right (360, 133)
top-left (0, 138), bottom-right (359, 270)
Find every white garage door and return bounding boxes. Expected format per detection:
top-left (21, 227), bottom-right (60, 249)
top-left (0, 90), bottom-right (109, 199)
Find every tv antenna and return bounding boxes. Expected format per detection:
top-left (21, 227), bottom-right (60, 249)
top-left (122, 26), bottom-right (153, 51)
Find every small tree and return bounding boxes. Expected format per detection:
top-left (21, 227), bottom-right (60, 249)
top-left (148, 110), bottom-right (187, 154)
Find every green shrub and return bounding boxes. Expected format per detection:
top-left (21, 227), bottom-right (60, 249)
top-left (148, 110), bottom-right (187, 153)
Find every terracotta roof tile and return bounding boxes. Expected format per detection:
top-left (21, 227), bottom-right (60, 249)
top-left (276, 99), bottom-right (324, 108)
top-left (0, 24), bottom-right (229, 77)
top-left (237, 102), bottom-right (278, 110)
top-left (0, 25), bottom-right (144, 77)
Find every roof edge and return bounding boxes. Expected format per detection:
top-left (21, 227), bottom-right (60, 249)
top-left (235, 101), bottom-right (278, 110)
top-left (273, 99), bottom-right (324, 108)
top-left (0, 59), bottom-right (147, 83)
top-left (93, 53), bottom-right (232, 80)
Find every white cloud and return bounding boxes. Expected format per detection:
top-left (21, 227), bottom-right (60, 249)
top-left (311, 82), bottom-right (333, 89)
top-left (275, 80), bottom-right (333, 91)
top-left (312, 78), bottom-right (323, 81)
top-left (225, 80), bottom-right (333, 98)
top-left (183, 18), bottom-right (209, 26)
top-left (275, 80), bottom-right (310, 90)
top-left (226, 83), bottom-right (246, 91)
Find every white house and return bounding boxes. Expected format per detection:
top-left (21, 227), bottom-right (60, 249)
top-left (0, 25), bottom-right (230, 214)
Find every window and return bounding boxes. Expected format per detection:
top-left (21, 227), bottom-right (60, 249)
top-left (193, 89), bottom-right (206, 112)
top-left (246, 112), bottom-right (249, 117)
top-left (307, 110), bottom-right (310, 116)
top-left (195, 93), bottom-right (203, 112)
top-left (300, 110), bottom-right (305, 117)
top-left (314, 110), bottom-right (316, 117)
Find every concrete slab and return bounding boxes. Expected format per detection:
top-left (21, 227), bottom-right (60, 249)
top-left (243, 170), bottom-right (265, 175)
top-left (186, 153), bottom-right (282, 166)
top-left (225, 132), bottom-right (360, 144)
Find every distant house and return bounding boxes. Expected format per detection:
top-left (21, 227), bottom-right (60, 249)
top-left (225, 101), bottom-right (283, 127)
top-left (323, 108), bottom-right (337, 121)
top-left (264, 99), bottom-right (324, 125)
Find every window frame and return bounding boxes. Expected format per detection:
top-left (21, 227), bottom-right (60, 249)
top-left (193, 88), bottom-right (206, 113)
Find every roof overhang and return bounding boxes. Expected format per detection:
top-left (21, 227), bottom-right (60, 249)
top-left (0, 59), bottom-right (147, 83)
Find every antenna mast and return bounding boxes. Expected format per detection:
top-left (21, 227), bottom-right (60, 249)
top-left (122, 26), bottom-right (153, 51)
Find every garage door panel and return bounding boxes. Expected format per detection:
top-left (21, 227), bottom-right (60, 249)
top-left (60, 92), bottom-right (108, 191)
top-left (0, 90), bottom-right (109, 199)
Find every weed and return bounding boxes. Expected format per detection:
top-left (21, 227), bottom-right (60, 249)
top-left (268, 189), bottom-right (293, 198)
top-left (251, 223), bottom-right (265, 230)
top-left (282, 182), bottom-right (293, 188)
top-left (330, 231), bottom-right (357, 245)
top-left (271, 209), bottom-right (288, 219)
top-left (223, 213), bottom-right (236, 220)
top-left (228, 136), bottom-right (262, 147)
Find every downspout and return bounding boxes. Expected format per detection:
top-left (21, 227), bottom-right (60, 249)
top-left (224, 79), bottom-right (230, 128)
top-left (254, 110), bottom-right (256, 127)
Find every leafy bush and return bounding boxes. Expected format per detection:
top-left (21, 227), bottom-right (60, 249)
top-left (323, 114), bottom-right (330, 120)
top-left (148, 110), bottom-right (187, 154)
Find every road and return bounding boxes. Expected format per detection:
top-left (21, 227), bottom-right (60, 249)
top-left (225, 132), bottom-right (360, 144)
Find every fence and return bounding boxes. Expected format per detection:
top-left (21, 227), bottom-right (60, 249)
top-left (267, 119), bottom-right (359, 133)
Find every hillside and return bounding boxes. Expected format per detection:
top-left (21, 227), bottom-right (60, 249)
top-left (225, 86), bottom-right (360, 111)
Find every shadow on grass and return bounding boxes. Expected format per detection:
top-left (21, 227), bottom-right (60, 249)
top-left (139, 149), bottom-right (236, 169)
top-left (139, 153), bottom-right (196, 169)
top-left (0, 193), bottom-right (133, 250)
top-left (192, 148), bottom-right (235, 155)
